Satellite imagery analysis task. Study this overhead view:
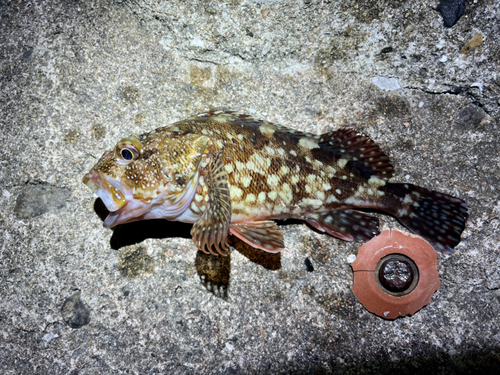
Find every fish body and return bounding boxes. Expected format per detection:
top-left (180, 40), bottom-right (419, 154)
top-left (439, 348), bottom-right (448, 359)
top-left (83, 111), bottom-right (468, 255)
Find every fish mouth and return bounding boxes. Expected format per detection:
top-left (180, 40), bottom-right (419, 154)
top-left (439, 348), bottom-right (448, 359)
top-left (83, 170), bottom-right (130, 228)
top-left (83, 168), bottom-right (201, 229)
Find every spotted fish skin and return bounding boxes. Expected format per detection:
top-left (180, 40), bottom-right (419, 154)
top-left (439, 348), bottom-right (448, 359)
top-left (83, 111), bottom-right (469, 255)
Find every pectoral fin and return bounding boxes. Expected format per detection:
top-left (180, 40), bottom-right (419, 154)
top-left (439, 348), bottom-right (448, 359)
top-left (230, 221), bottom-right (285, 253)
top-left (191, 155), bottom-right (232, 256)
top-left (306, 210), bottom-right (379, 243)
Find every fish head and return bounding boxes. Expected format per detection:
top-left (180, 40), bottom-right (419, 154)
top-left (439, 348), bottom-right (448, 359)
top-left (83, 131), bottom-right (210, 228)
top-left (83, 135), bottom-right (178, 228)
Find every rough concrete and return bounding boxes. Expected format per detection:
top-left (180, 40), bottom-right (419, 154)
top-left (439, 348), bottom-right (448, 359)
top-left (1, 0), bottom-right (499, 373)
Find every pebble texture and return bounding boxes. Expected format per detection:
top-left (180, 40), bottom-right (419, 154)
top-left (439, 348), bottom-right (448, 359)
top-left (1, 0), bottom-right (499, 374)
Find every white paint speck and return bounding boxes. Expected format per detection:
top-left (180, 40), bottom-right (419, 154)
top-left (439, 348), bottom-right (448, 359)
top-left (471, 82), bottom-right (483, 93)
top-left (282, 63), bottom-right (310, 76)
top-left (43, 332), bottom-right (59, 343)
top-left (371, 76), bottom-right (401, 91)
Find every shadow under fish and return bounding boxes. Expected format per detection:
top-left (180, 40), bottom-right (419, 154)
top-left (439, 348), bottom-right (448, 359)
top-left (95, 197), bottom-right (282, 297)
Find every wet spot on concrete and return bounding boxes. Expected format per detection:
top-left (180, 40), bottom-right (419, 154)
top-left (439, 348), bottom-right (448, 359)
top-left (455, 104), bottom-right (487, 131)
top-left (63, 129), bottom-right (81, 144)
top-left (342, 0), bottom-right (405, 24)
top-left (374, 95), bottom-right (411, 119)
top-left (91, 123), bottom-right (106, 140)
top-left (22, 49), bottom-right (33, 62)
top-left (315, 25), bottom-right (366, 65)
top-left (134, 112), bottom-right (145, 125)
top-left (436, 0), bottom-right (466, 28)
top-left (190, 64), bottom-right (211, 87)
top-left (120, 85), bottom-right (140, 104)
top-left (14, 185), bottom-right (70, 219)
top-left (61, 291), bottom-right (91, 329)
top-left (117, 245), bottom-right (155, 278)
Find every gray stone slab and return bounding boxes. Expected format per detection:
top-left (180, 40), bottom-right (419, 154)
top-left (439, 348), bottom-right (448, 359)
top-left (1, 0), bottom-right (499, 374)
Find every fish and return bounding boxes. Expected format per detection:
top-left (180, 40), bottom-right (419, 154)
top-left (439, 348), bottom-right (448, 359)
top-left (83, 110), bottom-right (469, 255)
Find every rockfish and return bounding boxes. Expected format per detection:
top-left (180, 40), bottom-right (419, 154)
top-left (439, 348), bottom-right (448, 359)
top-left (83, 111), bottom-right (468, 255)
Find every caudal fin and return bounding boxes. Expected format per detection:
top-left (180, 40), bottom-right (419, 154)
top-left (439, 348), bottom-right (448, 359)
top-left (384, 183), bottom-right (469, 254)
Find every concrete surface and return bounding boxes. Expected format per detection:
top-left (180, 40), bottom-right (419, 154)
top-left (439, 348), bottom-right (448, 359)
top-left (1, 0), bottom-right (499, 374)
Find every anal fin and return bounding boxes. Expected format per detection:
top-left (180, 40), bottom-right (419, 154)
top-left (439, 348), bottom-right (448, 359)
top-left (306, 210), bottom-right (380, 243)
top-left (230, 221), bottom-right (285, 253)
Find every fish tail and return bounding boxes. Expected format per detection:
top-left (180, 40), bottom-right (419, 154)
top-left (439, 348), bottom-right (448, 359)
top-left (382, 183), bottom-right (469, 254)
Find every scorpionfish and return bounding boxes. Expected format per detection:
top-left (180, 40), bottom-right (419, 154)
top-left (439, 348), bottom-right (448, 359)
top-left (83, 111), bottom-right (469, 255)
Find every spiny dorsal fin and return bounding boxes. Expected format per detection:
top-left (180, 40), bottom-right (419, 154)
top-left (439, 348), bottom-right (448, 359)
top-left (319, 128), bottom-right (394, 181)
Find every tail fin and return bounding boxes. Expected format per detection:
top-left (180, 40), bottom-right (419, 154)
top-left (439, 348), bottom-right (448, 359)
top-left (383, 183), bottom-right (469, 254)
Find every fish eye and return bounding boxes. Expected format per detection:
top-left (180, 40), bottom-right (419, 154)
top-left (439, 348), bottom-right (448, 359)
top-left (115, 136), bottom-right (143, 164)
top-left (120, 148), bottom-right (134, 160)
top-left (119, 146), bottom-right (139, 162)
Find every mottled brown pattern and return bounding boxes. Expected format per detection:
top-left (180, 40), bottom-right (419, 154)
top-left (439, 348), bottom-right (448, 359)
top-left (164, 111), bottom-right (379, 221)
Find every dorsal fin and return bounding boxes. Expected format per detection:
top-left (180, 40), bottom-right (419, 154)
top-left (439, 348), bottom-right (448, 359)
top-left (319, 128), bottom-right (394, 180)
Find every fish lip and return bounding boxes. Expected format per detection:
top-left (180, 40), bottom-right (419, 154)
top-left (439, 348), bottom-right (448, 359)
top-left (103, 210), bottom-right (121, 228)
top-left (83, 169), bottom-right (155, 228)
top-left (83, 170), bottom-right (129, 223)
